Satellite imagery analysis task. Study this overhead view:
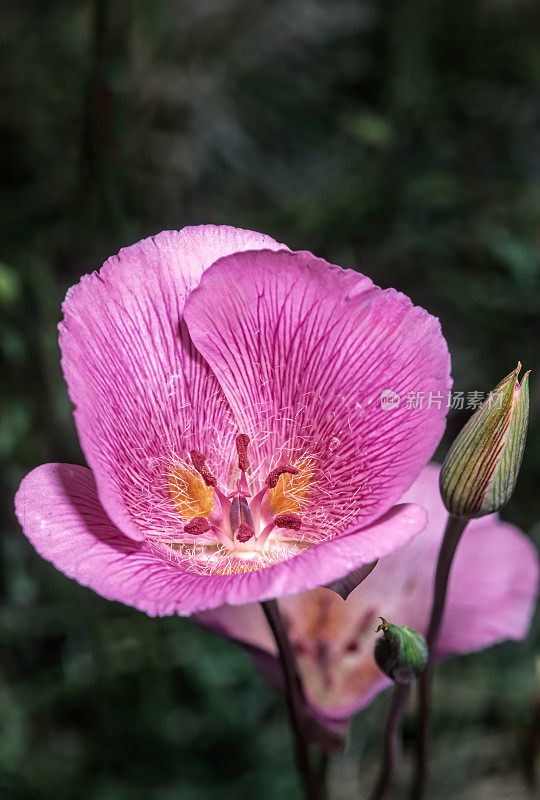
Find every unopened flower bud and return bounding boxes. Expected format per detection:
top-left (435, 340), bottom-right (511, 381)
top-left (374, 618), bottom-right (428, 684)
top-left (440, 364), bottom-right (529, 519)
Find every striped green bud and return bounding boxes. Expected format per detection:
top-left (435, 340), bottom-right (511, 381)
top-left (440, 364), bottom-right (529, 519)
top-left (374, 618), bottom-right (428, 684)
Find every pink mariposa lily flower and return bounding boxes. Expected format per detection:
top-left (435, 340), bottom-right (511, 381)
top-left (15, 226), bottom-right (452, 615)
top-left (198, 464), bottom-right (539, 726)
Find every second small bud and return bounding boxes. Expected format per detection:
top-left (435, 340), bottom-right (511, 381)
top-left (374, 618), bottom-right (428, 684)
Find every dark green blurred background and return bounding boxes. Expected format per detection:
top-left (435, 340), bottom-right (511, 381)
top-left (1, 1), bottom-right (539, 797)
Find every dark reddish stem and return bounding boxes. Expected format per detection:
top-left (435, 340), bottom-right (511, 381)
top-left (411, 514), bottom-right (468, 800)
top-left (370, 683), bottom-right (411, 800)
top-left (261, 599), bottom-right (321, 800)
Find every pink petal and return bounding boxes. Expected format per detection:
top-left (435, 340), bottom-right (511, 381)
top-left (184, 249), bottom-right (451, 538)
top-left (59, 226), bottom-right (286, 541)
top-left (438, 519), bottom-right (538, 655)
top-left (15, 464), bottom-right (204, 616)
top-left (15, 464), bottom-right (426, 616)
top-left (197, 464), bottom-right (538, 723)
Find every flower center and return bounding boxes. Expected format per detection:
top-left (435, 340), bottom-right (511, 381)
top-left (154, 434), bottom-right (316, 575)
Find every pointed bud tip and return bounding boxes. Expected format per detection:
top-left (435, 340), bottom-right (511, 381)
top-left (374, 619), bottom-right (428, 684)
top-left (440, 364), bottom-right (530, 519)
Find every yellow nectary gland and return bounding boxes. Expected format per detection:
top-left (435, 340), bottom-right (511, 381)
top-left (168, 465), bottom-right (214, 520)
top-left (270, 456), bottom-right (316, 515)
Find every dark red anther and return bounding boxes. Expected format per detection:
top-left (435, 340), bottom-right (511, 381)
top-left (235, 433), bottom-right (250, 471)
top-left (273, 512), bottom-right (302, 531)
top-left (190, 449), bottom-right (217, 487)
top-left (184, 516), bottom-right (211, 535)
top-left (265, 464), bottom-right (299, 489)
top-left (235, 522), bottom-right (255, 543)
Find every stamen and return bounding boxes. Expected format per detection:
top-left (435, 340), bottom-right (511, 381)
top-left (235, 522), bottom-right (255, 543)
top-left (235, 433), bottom-right (250, 471)
top-left (213, 485), bottom-right (232, 513)
top-left (257, 520), bottom-right (275, 548)
top-left (265, 464), bottom-right (299, 489)
top-left (161, 448), bottom-right (316, 571)
top-left (273, 512), bottom-right (302, 531)
top-left (210, 524), bottom-right (235, 548)
top-left (184, 516), bottom-right (211, 535)
top-left (190, 449), bottom-right (217, 487)
top-left (250, 486), bottom-right (267, 508)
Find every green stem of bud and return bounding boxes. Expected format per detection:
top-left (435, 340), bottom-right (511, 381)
top-left (369, 683), bottom-right (411, 800)
top-left (411, 514), bottom-right (469, 800)
top-left (410, 364), bottom-right (529, 798)
top-left (370, 620), bottom-right (427, 797)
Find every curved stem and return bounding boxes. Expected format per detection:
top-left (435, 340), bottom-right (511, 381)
top-left (411, 514), bottom-right (468, 800)
top-left (412, 666), bottom-right (430, 800)
top-left (261, 599), bottom-right (320, 800)
top-left (369, 683), bottom-right (410, 800)
top-left (317, 751), bottom-right (330, 800)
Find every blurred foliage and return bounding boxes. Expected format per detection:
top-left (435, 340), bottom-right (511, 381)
top-left (1, 0), bottom-right (539, 797)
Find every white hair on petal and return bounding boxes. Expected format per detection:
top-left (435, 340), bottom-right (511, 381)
top-left (108, 381), bottom-right (371, 577)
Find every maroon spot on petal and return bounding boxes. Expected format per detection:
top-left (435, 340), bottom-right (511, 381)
top-left (273, 512), bottom-right (302, 531)
top-left (316, 643), bottom-right (332, 688)
top-left (190, 449), bottom-right (217, 487)
top-left (355, 606), bottom-right (378, 637)
top-left (265, 465), bottom-right (299, 489)
top-left (293, 641), bottom-right (308, 656)
top-left (404, 577), bottom-right (417, 595)
top-left (184, 516), bottom-right (211, 535)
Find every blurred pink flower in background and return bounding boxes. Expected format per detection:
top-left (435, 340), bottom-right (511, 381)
top-left (198, 464), bottom-right (539, 728)
top-left (15, 226), bottom-right (451, 614)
